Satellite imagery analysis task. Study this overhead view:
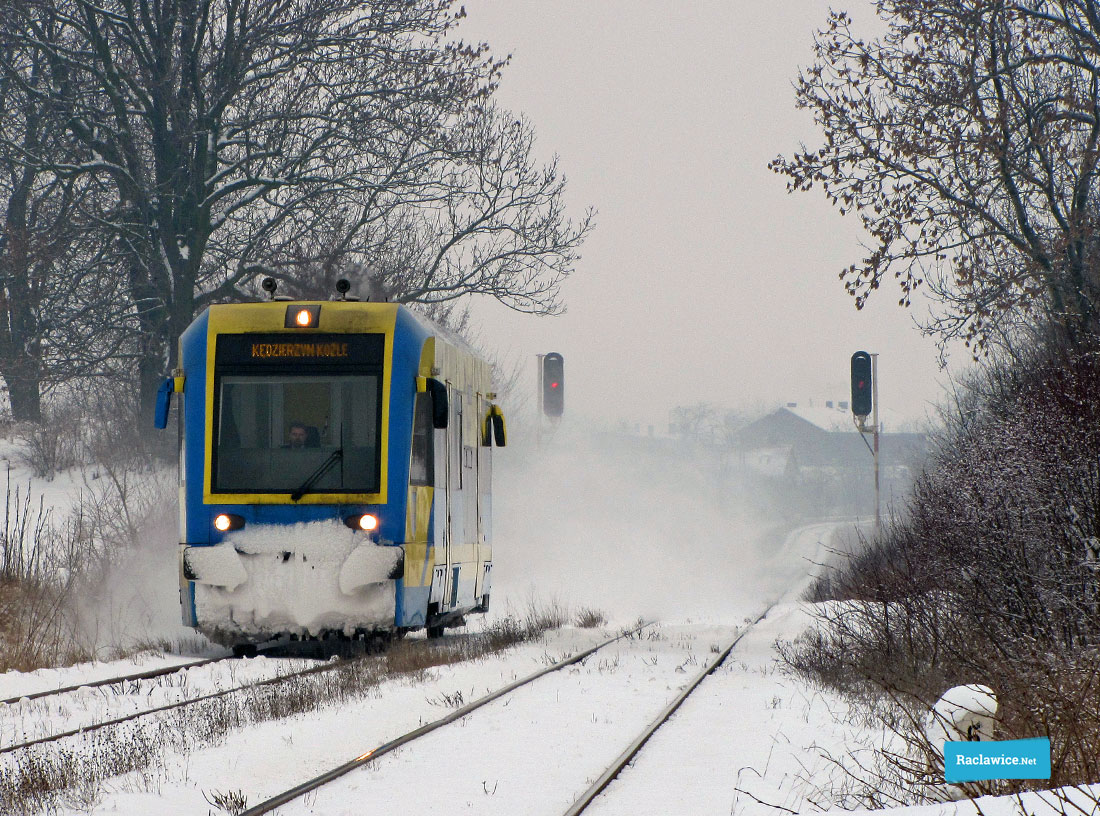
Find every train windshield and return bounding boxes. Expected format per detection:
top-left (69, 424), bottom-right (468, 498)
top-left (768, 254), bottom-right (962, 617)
top-left (213, 374), bottom-right (382, 494)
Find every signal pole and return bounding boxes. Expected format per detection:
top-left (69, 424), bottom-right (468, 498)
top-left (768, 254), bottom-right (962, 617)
top-left (871, 352), bottom-right (881, 536)
top-left (851, 350), bottom-right (881, 536)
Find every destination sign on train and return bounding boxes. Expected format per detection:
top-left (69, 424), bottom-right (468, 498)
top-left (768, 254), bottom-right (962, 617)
top-left (250, 341), bottom-right (349, 359)
top-left (216, 333), bottom-right (384, 366)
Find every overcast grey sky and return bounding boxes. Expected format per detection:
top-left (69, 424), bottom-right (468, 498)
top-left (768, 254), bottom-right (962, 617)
top-left (461, 1), bottom-right (957, 429)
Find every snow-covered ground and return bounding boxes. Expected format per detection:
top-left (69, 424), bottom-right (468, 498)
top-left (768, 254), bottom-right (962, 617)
top-left (2, 615), bottom-right (848, 814)
top-left (2, 430), bottom-right (1095, 815)
top-left (0, 523), bottom-right (858, 815)
top-left (2, 523), bottom-right (1095, 816)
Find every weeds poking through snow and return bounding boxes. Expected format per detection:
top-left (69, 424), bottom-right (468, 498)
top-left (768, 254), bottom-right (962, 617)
top-left (203, 788), bottom-right (248, 815)
top-left (521, 596), bottom-right (570, 634)
top-left (427, 690), bottom-right (465, 708)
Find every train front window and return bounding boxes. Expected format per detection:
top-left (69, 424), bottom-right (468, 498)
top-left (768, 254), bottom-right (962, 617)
top-left (214, 374), bottom-right (381, 494)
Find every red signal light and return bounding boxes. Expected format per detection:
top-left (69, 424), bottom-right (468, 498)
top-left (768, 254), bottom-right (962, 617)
top-left (542, 353), bottom-right (564, 417)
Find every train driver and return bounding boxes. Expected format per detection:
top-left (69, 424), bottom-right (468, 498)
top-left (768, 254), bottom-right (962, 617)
top-left (286, 421), bottom-right (319, 448)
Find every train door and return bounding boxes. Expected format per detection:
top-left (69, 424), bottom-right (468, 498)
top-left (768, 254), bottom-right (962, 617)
top-left (429, 381), bottom-right (479, 618)
top-left (444, 388), bottom-right (464, 609)
top-left (428, 384), bottom-right (451, 619)
top-left (462, 386), bottom-right (477, 588)
top-left (475, 393), bottom-right (492, 605)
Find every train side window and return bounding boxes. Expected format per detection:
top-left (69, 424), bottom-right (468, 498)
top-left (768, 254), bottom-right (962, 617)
top-left (410, 392), bottom-right (434, 486)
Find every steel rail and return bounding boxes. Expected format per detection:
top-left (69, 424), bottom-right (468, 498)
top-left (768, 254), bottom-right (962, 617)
top-left (561, 606), bottom-right (774, 816)
top-left (239, 622), bottom-right (654, 816)
top-left (0, 656), bottom-right (226, 707)
top-left (0, 655), bottom-right (365, 755)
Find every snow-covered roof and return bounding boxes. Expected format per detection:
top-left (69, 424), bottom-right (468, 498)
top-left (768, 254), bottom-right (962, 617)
top-left (784, 405), bottom-right (857, 433)
top-left (784, 403), bottom-right (908, 434)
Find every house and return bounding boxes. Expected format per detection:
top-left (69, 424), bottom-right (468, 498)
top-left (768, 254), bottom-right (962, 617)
top-left (738, 402), bottom-right (928, 514)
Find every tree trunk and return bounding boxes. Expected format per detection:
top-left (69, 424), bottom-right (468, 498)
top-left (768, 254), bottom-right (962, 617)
top-left (6, 369), bottom-right (41, 423)
top-left (0, 294), bottom-right (44, 423)
top-left (1, 174), bottom-right (44, 423)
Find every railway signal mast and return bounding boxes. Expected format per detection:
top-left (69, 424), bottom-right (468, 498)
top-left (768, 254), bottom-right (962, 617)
top-left (536, 352), bottom-right (564, 447)
top-left (542, 353), bottom-right (564, 418)
top-left (851, 351), bottom-right (881, 534)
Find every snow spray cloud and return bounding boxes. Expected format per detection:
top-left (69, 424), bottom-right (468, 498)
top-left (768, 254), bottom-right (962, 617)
top-left (490, 425), bottom-right (808, 625)
top-left (70, 469), bottom-right (202, 656)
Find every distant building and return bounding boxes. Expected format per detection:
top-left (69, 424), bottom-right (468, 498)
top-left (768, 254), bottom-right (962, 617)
top-left (738, 403), bottom-right (928, 515)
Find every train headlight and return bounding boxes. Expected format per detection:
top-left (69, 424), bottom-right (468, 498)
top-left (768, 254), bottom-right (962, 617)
top-left (284, 304), bottom-right (320, 328)
top-left (344, 513), bottom-right (379, 532)
top-left (213, 513), bottom-right (245, 532)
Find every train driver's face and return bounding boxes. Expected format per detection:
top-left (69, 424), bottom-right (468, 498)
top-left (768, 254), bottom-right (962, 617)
top-left (289, 426), bottom-right (307, 447)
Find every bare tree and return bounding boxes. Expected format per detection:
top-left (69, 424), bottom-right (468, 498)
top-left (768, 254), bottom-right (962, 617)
top-left (0, 45), bottom-right (54, 421)
top-left (771, 1), bottom-right (1100, 353)
top-left (2, 0), bottom-right (588, 417)
top-left (271, 108), bottom-right (593, 309)
top-left (0, 12), bottom-right (126, 422)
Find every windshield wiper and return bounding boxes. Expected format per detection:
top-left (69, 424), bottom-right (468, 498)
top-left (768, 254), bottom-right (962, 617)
top-left (291, 447), bottom-right (342, 501)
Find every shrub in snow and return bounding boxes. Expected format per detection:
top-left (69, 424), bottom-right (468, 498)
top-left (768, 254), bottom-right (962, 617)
top-left (783, 342), bottom-right (1100, 793)
top-left (922, 685), bottom-right (998, 801)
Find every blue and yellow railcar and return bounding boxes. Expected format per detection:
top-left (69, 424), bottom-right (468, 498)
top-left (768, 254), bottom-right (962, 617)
top-left (154, 293), bottom-right (505, 647)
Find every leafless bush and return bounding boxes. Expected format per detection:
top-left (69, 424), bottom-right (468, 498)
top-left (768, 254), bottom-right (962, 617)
top-left (0, 471), bottom-right (91, 671)
top-left (477, 616), bottom-right (527, 652)
top-left (0, 577), bottom-right (87, 673)
top-left (1009, 784), bottom-right (1100, 816)
top-left (75, 458), bottom-right (173, 557)
top-left (783, 343), bottom-right (1100, 794)
top-left (521, 596), bottom-right (570, 636)
top-left (574, 607), bottom-right (607, 628)
top-left (13, 403), bottom-right (84, 480)
top-left (0, 379), bottom-right (174, 670)
top-left (73, 376), bottom-right (170, 465)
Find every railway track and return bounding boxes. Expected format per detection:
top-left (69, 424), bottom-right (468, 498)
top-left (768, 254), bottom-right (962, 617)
top-left (0, 656), bottom-right (227, 707)
top-left (238, 622), bottom-right (655, 816)
top-left (235, 608), bottom-right (775, 816)
top-left (0, 632), bottom-right (381, 711)
top-left (0, 654), bottom-right (341, 756)
top-left (0, 633), bottom-right (409, 754)
top-left (561, 606), bottom-right (773, 816)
